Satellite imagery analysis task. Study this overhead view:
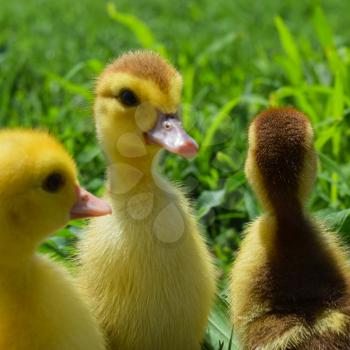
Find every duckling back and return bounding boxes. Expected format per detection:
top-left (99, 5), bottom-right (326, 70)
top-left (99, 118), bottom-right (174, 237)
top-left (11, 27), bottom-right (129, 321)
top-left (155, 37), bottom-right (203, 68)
top-left (231, 108), bottom-right (350, 350)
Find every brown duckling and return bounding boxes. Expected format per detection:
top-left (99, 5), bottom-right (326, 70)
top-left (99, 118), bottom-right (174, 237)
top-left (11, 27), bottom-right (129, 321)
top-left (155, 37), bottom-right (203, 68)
top-left (230, 108), bottom-right (350, 349)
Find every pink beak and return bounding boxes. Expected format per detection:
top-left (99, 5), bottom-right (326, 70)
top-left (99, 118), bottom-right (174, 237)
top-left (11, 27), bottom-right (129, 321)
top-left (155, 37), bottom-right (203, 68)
top-left (70, 186), bottom-right (112, 220)
top-left (146, 112), bottom-right (198, 158)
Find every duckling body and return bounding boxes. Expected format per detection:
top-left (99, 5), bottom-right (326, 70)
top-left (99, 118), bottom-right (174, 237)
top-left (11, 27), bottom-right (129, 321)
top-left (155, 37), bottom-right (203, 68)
top-left (80, 174), bottom-right (214, 350)
top-left (0, 255), bottom-right (104, 350)
top-left (78, 51), bottom-right (216, 350)
top-left (0, 130), bottom-right (109, 350)
top-left (230, 108), bottom-right (350, 349)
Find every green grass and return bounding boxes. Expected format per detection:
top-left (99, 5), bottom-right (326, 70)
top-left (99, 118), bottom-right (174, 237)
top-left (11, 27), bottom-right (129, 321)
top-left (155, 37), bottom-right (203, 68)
top-left (1, 1), bottom-right (350, 348)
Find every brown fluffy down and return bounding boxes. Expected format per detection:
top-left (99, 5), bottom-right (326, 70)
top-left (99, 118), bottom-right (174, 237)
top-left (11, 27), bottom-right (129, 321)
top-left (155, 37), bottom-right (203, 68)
top-left (230, 108), bottom-right (350, 350)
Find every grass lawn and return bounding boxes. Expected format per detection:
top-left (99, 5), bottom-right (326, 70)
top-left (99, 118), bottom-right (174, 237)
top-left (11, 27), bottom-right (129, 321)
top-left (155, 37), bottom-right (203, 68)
top-left (1, 0), bottom-right (350, 348)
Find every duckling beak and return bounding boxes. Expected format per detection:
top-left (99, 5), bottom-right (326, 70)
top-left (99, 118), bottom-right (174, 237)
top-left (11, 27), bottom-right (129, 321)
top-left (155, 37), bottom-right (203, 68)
top-left (145, 112), bottom-right (198, 158)
top-left (70, 186), bottom-right (112, 219)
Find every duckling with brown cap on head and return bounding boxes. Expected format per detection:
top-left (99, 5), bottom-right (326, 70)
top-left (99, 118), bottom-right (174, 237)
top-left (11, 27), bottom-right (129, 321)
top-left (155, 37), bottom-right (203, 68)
top-left (230, 108), bottom-right (350, 350)
top-left (78, 50), bottom-right (216, 350)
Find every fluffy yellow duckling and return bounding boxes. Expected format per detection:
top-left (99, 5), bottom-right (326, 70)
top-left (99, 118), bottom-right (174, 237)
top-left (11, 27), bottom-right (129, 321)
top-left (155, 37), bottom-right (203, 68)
top-left (78, 50), bottom-right (216, 350)
top-left (0, 129), bottom-right (111, 350)
top-left (230, 108), bottom-right (350, 349)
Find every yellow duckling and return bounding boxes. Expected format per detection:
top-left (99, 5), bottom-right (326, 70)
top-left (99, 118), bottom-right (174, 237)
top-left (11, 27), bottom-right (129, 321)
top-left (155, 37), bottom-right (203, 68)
top-left (78, 50), bottom-right (216, 350)
top-left (230, 108), bottom-right (350, 349)
top-left (0, 129), bottom-right (111, 350)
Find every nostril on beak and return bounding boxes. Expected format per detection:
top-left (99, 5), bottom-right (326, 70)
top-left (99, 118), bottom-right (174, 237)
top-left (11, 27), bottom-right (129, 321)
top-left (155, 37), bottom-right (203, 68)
top-left (163, 121), bottom-right (172, 130)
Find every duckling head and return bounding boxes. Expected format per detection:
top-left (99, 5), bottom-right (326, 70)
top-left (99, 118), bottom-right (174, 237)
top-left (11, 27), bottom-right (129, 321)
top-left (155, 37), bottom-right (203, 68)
top-left (0, 130), bottom-right (111, 253)
top-left (245, 108), bottom-right (317, 214)
top-left (94, 50), bottom-right (198, 171)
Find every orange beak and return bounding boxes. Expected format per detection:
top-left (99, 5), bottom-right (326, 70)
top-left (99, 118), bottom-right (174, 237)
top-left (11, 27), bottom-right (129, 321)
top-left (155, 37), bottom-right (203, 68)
top-left (70, 186), bottom-right (112, 219)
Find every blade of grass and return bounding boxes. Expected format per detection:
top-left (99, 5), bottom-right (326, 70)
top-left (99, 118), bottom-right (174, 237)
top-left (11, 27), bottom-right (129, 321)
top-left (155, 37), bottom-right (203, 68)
top-left (106, 2), bottom-right (166, 56)
top-left (201, 97), bottom-right (240, 154)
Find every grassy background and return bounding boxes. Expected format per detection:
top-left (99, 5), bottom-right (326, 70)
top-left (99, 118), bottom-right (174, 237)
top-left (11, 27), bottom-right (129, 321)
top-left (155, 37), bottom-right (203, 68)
top-left (1, 1), bottom-right (350, 348)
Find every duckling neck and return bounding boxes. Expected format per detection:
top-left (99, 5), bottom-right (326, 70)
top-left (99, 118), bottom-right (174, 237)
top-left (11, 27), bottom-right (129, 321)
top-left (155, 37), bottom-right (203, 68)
top-left (264, 194), bottom-right (313, 243)
top-left (0, 225), bottom-right (37, 268)
top-left (0, 255), bottom-right (37, 299)
top-left (0, 245), bottom-right (35, 278)
top-left (269, 195), bottom-right (304, 225)
top-left (106, 151), bottom-right (163, 195)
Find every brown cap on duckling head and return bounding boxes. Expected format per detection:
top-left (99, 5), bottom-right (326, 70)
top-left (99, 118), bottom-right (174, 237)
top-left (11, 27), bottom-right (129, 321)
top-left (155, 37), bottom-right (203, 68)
top-left (104, 50), bottom-right (177, 92)
top-left (245, 108), bottom-right (317, 215)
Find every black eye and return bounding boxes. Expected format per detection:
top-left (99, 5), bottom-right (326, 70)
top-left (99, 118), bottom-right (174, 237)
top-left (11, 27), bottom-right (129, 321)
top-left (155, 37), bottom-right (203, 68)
top-left (119, 89), bottom-right (139, 107)
top-left (42, 172), bottom-right (65, 193)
